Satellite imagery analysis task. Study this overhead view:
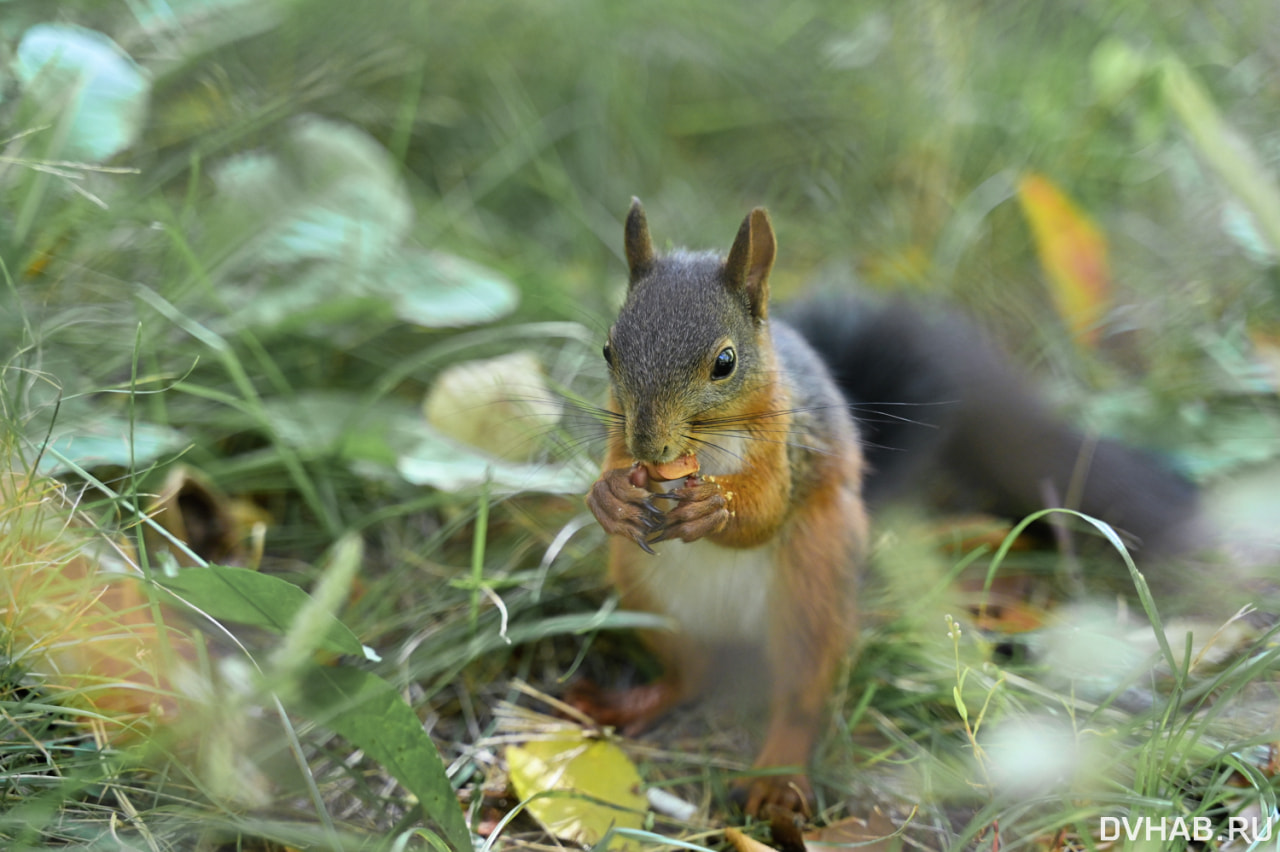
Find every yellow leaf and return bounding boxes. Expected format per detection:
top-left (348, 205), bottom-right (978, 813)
top-left (1016, 173), bottom-right (1112, 346)
top-left (725, 827), bottom-right (779, 852)
top-left (506, 734), bottom-right (647, 851)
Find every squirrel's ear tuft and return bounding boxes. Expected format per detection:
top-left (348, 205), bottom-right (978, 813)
top-left (624, 198), bottom-right (655, 286)
top-left (724, 207), bottom-right (775, 321)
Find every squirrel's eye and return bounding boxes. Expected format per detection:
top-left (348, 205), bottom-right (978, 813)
top-left (602, 342), bottom-right (613, 367)
top-left (711, 346), bottom-right (736, 380)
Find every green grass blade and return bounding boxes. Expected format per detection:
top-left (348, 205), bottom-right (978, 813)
top-left (293, 666), bottom-right (473, 852)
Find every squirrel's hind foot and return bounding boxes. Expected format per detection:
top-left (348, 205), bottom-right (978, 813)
top-left (730, 772), bottom-right (814, 820)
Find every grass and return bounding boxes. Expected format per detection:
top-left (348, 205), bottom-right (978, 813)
top-left (3, 0), bottom-right (1280, 849)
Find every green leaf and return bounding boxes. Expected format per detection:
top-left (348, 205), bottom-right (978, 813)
top-left (155, 564), bottom-right (364, 657)
top-left (294, 666), bottom-right (472, 852)
top-left (14, 23), bottom-right (150, 161)
top-left (952, 685), bottom-right (968, 724)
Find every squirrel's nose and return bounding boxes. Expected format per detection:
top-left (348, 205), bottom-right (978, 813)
top-left (628, 428), bottom-right (674, 463)
top-left (626, 396), bottom-right (684, 462)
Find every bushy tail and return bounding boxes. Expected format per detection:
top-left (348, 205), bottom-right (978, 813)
top-left (783, 297), bottom-right (1202, 561)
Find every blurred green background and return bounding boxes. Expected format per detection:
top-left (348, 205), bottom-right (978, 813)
top-left (4, 0), bottom-right (1278, 470)
top-left (2, 0), bottom-right (1279, 846)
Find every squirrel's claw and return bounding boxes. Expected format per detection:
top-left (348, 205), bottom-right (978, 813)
top-left (586, 467), bottom-right (665, 553)
top-left (653, 480), bottom-right (729, 543)
top-left (587, 469), bottom-right (730, 550)
top-left (647, 474), bottom-right (703, 503)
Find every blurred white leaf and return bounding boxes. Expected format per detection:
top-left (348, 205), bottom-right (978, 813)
top-left (32, 416), bottom-right (186, 475)
top-left (214, 115), bottom-right (412, 267)
top-left (424, 351), bottom-right (560, 461)
top-left (388, 249), bottom-right (520, 328)
top-left (221, 248), bottom-right (518, 333)
top-left (1221, 201), bottom-right (1277, 265)
top-left (218, 263), bottom-right (390, 333)
top-left (14, 23), bottom-right (150, 161)
top-left (128, 0), bottom-right (258, 28)
top-left (257, 392), bottom-right (423, 464)
top-left (1205, 460), bottom-right (1280, 553)
top-left (398, 430), bottom-right (594, 494)
top-left (213, 115), bottom-right (516, 331)
top-left (823, 12), bottom-right (890, 70)
top-left (1039, 603), bottom-right (1148, 697)
top-left (982, 716), bottom-right (1089, 798)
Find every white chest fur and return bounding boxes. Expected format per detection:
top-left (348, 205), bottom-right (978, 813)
top-left (633, 536), bottom-right (776, 646)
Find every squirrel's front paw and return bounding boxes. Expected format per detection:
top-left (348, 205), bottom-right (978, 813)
top-left (586, 466), bottom-right (663, 553)
top-left (654, 477), bottom-right (730, 543)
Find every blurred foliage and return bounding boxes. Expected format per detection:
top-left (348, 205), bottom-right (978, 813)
top-left (3, 0), bottom-right (1277, 416)
top-left (2, 0), bottom-right (1279, 847)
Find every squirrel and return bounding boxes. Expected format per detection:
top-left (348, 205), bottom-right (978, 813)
top-left (577, 199), bottom-right (1201, 817)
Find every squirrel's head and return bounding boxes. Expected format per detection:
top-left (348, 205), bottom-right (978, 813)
top-left (603, 198), bottom-right (776, 465)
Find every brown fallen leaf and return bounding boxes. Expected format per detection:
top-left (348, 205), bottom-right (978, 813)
top-left (804, 808), bottom-right (918, 852)
top-left (144, 465), bottom-right (267, 567)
